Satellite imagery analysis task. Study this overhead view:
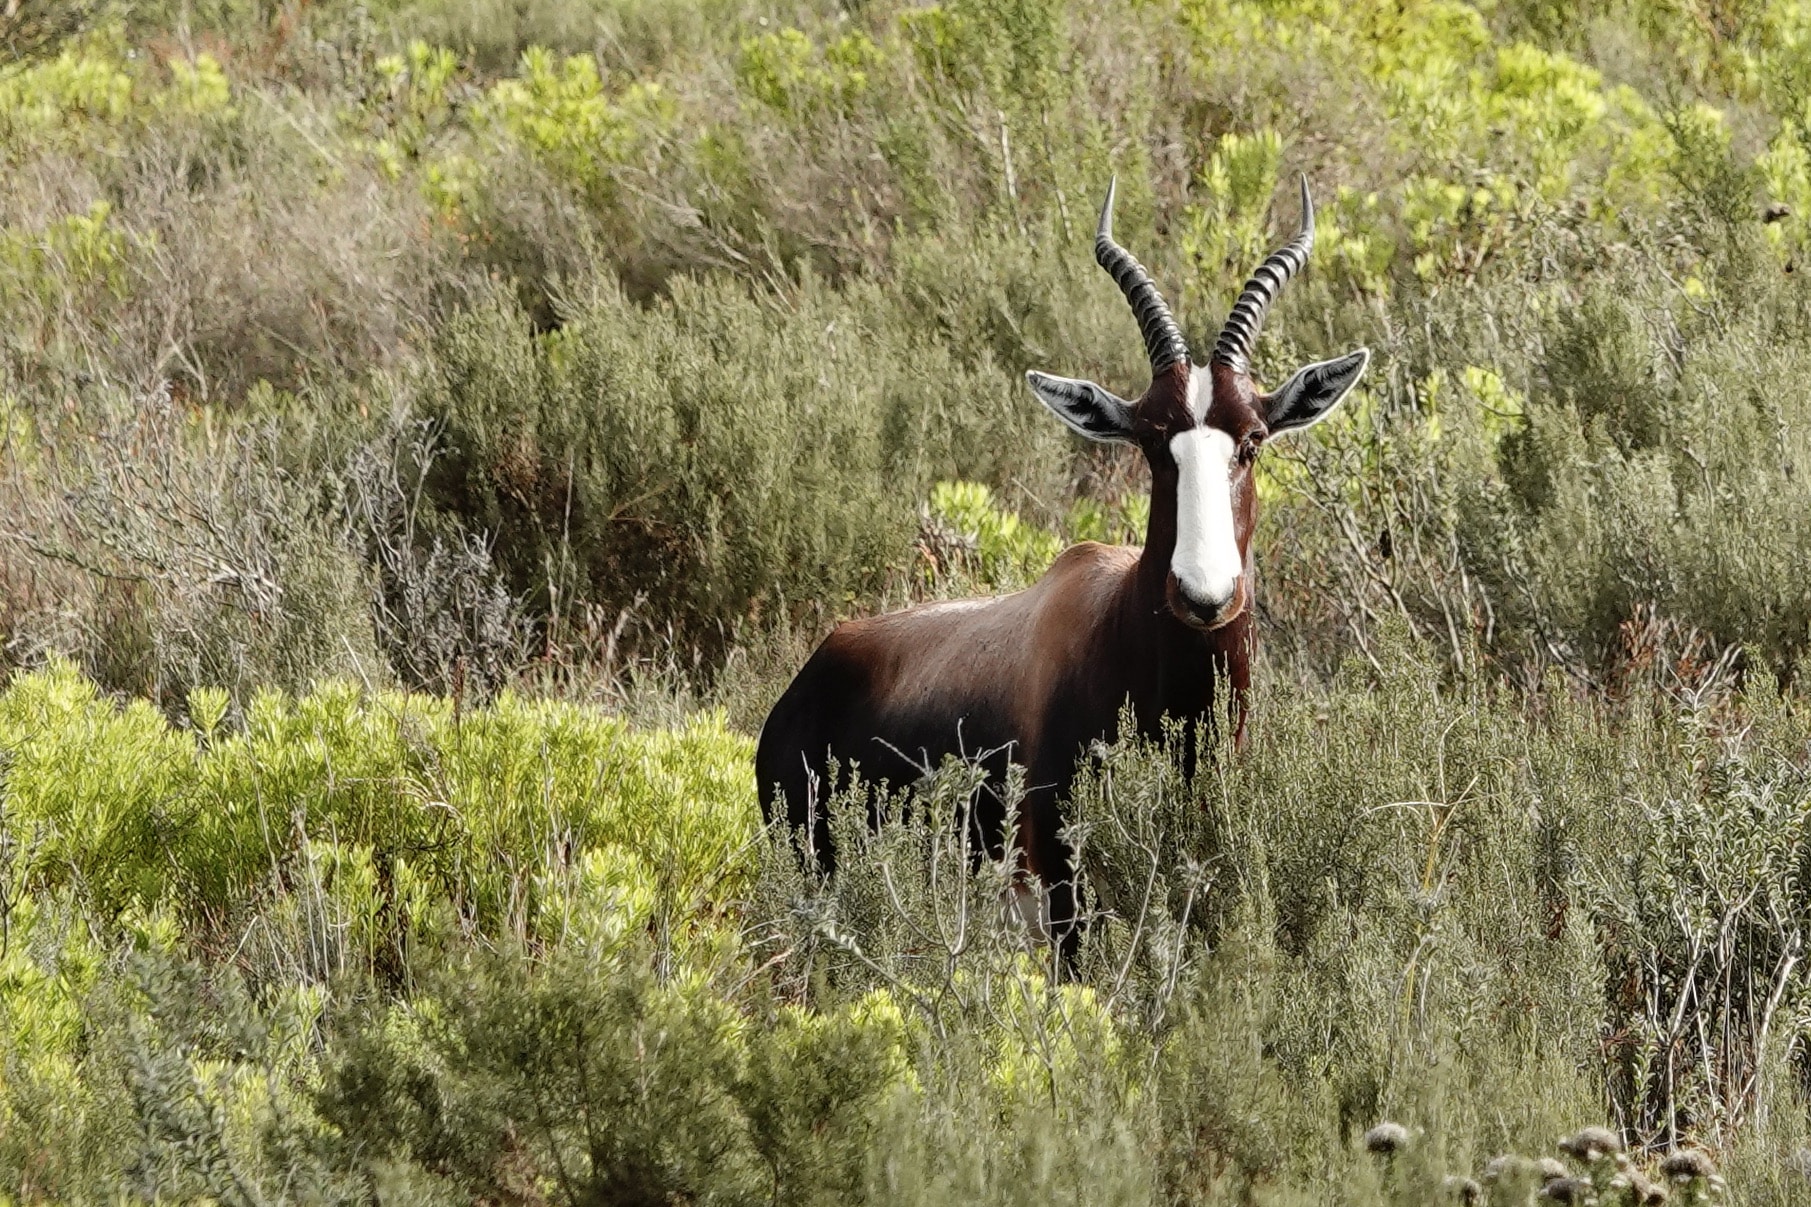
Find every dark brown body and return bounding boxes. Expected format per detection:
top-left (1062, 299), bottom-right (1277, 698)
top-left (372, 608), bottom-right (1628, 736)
top-left (756, 532), bottom-right (1250, 932)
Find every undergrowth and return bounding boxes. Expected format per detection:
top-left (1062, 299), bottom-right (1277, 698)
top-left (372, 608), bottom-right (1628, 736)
top-left (3, 640), bottom-right (1809, 1201)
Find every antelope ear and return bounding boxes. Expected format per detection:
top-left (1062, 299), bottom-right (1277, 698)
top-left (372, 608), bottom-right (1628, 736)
top-left (1026, 371), bottom-right (1135, 444)
top-left (1263, 348), bottom-right (1370, 434)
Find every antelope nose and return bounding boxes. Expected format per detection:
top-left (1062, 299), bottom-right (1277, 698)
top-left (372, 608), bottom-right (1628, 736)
top-left (1186, 578), bottom-right (1235, 610)
top-left (1168, 571), bottom-right (1245, 627)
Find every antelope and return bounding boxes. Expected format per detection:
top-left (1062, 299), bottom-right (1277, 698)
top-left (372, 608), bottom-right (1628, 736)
top-left (757, 175), bottom-right (1368, 936)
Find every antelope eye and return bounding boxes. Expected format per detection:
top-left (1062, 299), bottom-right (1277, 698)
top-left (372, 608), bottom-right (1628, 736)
top-left (1236, 434), bottom-right (1263, 465)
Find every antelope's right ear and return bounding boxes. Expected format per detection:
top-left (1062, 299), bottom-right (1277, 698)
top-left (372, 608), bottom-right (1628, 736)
top-left (1263, 348), bottom-right (1370, 434)
top-left (1026, 371), bottom-right (1135, 444)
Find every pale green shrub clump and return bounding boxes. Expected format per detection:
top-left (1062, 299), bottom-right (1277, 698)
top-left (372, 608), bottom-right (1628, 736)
top-left (0, 661), bottom-right (759, 962)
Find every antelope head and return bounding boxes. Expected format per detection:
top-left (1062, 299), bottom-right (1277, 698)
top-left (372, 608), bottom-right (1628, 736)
top-left (1027, 175), bottom-right (1369, 630)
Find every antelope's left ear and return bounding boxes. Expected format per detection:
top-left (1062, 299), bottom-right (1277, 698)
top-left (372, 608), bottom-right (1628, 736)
top-left (1026, 371), bottom-right (1135, 444)
top-left (1263, 348), bottom-right (1370, 435)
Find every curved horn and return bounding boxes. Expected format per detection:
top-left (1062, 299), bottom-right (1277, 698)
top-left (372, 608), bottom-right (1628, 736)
top-left (1211, 173), bottom-right (1315, 373)
top-left (1095, 176), bottom-right (1189, 375)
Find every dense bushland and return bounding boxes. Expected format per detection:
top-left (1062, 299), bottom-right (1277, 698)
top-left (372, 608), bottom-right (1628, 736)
top-left (8, 0), bottom-right (1811, 693)
top-left (3, 646), bottom-right (1806, 1202)
top-left (5, 0), bottom-right (1811, 1198)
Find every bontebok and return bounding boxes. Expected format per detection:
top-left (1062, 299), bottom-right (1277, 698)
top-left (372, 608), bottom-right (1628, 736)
top-left (757, 175), bottom-right (1369, 939)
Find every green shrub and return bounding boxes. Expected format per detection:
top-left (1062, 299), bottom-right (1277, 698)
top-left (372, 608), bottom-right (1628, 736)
top-left (319, 942), bottom-right (910, 1204)
top-left (0, 663), bottom-right (759, 967)
top-left (414, 278), bottom-right (1070, 657)
top-left (0, 394), bottom-right (384, 703)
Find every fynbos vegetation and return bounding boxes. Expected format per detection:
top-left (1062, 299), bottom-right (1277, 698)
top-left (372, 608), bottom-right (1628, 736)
top-left (5, 0), bottom-right (1811, 1200)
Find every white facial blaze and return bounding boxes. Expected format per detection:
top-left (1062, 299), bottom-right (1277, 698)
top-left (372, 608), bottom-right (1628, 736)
top-left (1185, 365), bottom-right (1209, 422)
top-left (1169, 427), bottom-right (1242, 609)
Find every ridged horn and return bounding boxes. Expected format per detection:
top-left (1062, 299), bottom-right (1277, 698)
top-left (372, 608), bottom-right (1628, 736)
top-left (1211, 174), bottom-right (1315, 373)
top-left (1094, 176), bottom-right (1189, 375)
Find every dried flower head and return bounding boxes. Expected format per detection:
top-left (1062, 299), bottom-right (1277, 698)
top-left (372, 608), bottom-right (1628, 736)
top-left (1365, 1122), bottom-right (1411, 1156)
top-left (1559, 1126), bottom-right (1624, 1162)
top-left (1660, 1150), bottom-right (1716, 1183)
top-left (1442, 1174), bottom-right (1483, 1205)
top-left (1538, 1157), bottom-right (1571, 1183)
top-left (1541, 1176), bottom-right (1594, 1204)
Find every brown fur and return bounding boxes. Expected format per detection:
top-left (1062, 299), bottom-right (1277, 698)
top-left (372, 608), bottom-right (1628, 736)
top-left (756, 365), bottom-right (1260, 942)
